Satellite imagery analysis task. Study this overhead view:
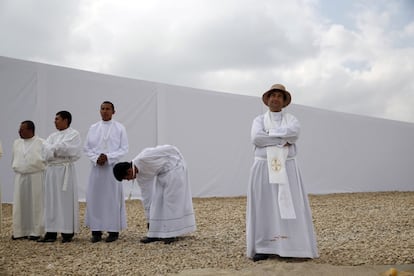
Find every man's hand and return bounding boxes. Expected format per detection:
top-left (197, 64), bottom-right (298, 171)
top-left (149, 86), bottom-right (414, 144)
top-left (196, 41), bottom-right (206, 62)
top-left (97, 153), bottom-right (108, 166)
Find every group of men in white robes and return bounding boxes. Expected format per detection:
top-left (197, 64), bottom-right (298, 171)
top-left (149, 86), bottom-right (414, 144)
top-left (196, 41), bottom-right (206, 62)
top-left (7, 84), bottom-right (319, 261)
top-left (9, 102), bottom-right (196, 245)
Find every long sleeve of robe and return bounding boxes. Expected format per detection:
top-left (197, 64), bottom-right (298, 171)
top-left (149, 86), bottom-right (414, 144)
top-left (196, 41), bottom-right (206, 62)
top-left (12, 137), bottom-right (46, 173)
top-left (251, 112), bottom-right (300, 149)
top-left (84, 120), bottom-right (128, 165)
top-left (43, 128), bottom-right (82, 163)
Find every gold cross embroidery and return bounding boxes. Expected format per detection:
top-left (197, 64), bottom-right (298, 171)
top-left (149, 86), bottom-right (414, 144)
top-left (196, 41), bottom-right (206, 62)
top-left (271, 158), bottom-right (282, 171)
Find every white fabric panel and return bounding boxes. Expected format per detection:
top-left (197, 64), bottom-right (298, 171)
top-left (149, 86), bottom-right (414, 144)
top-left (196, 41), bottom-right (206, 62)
top-left (155, 85), bottom-right (262, 197)
top-left (1, 56), bottom-right (414, 203)
top-left (290, 104), bottom-right (414, 193)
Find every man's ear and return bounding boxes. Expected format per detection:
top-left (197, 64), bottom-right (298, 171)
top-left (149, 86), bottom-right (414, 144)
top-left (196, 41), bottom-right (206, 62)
top-left (126, 167), bottom-right (132, 175)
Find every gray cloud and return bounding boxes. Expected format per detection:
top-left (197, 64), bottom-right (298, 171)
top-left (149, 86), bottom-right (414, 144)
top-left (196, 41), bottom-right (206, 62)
top-left (0, 0), bottom-right (82, 63)
top-left (0, 0), bottom-right (413, 122)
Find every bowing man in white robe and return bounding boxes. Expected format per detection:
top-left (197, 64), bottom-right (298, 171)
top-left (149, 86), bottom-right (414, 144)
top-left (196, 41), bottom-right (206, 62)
top-left (12, 120), bottom-right (46, 240)
top-left (113, 145), bottom-right (196, 244)
top-left (84, 101), bottom-right (128, 243)
top-left (39, 111), bottom-right (82, 243)
top-left (246, 84), bottom-right (319, 261)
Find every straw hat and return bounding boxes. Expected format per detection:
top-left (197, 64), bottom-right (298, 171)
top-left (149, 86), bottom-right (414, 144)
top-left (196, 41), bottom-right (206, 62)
top-left (262, 84), bottom-right (291, 107)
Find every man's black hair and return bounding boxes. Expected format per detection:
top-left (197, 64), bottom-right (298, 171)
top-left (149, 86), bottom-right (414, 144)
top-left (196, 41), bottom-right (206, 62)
top-left (21, 120), bottom-right (35, 133)
top-left (113, 162), bottom-right (132, 181)
top-left (56, 110), bottom-right (72, 126)
top-left (102, 101), bottom-right (115, 111)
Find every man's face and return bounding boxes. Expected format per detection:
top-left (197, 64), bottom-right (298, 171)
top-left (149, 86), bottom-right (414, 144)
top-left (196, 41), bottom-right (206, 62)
top-left (18, 123), bottom-right (33, 139)
top-left (54, 115), bottom-right (68, 131)
top-left (100, 103), bottom-right (115, 121)
top-left (267, 91), bottom-right (285, 112)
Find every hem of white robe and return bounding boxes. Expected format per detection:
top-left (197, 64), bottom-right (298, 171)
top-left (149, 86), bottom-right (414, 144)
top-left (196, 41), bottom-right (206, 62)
top-left (147, 212), bottom-right (196, 238)
top-left (148, 224), bottom-right (196, 238)
top-left (87, 226), bottom-right (127, 232)
top-left (253, 247), bottom-right (319, 259)
top-left (13, 229), bottom-right (45, 237)
top-left (45, 227), bottom-right (79, 234)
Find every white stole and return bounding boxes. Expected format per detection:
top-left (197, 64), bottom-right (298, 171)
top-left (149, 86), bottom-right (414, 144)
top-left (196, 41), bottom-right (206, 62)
top-left (264, 111), bottom-right (296, 219)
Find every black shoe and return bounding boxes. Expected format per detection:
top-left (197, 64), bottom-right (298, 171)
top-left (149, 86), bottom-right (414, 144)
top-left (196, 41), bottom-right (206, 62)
top-left (37, 237), bottom-right (56, 243)
top-left (11, 235), bottom-right (28, 240)
top-left (253, 253), bottom-right (270, 262)
top-left (38, 232), bottom-right (57, 243)
top-left (140, 237), bottom-right (161, 244)
top-left (105, 235), bottom-right (118, 243)
top-left (28, 236), bottom-right (40, 241)
top-left (61, 237), bottom-right (73, 243)
top-left (163, 237), bottom-right (178, 244)
top-left (91, 235), bottom-right (102, 243)
top-left (61, 233), bottom-right (74, 243)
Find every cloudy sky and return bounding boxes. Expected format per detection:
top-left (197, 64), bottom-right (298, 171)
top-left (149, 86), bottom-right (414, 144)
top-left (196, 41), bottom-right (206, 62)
top-left (1, 0), bottom-right (414, 123)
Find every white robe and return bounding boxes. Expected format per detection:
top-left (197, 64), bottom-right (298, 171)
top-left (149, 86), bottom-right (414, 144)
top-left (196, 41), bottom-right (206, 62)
top-left (84, 120), bottom-right (128, 232)
top-left (12, 136), bottom-right (46, 237)
top-left (43, 127), bottom-right (82, 234)
top-left (246, 112), bottom-right (319, 259)
top-left (133, 145), bottom-right (196, 238)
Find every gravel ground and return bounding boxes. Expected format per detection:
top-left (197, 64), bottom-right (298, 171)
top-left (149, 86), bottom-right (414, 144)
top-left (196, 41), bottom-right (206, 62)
top-left (0, 192), bottom-right (413, 275)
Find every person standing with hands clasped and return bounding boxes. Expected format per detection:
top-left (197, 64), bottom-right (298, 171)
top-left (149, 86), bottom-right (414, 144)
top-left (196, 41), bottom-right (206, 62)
top-left (84, 101), bottom-right (128, 243)
top-left (246, 84), bottom-right (319, 261)
top-left (39, 111), bottom-right (82, 243)
top-left (12, 120), bottom-right (46, 240)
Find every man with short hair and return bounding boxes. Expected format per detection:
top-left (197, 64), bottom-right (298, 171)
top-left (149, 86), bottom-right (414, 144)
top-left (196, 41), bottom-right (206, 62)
top-left (39, 111), bottom-right (82, 243)
top-left (12, 120), bottom-right (46, 240)
top-left (84, 101), bottom-right (129, 243)
top-left (113, 145), bottom-right (196, 244)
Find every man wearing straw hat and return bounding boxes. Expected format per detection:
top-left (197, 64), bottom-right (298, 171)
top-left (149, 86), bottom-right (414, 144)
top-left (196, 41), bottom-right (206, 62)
top-left (246, 84), bottom-right (319, 261)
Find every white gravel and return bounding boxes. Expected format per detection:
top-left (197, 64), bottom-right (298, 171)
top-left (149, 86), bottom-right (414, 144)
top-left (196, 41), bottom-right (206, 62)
top-left (0, 191), bottom-right (413, 275)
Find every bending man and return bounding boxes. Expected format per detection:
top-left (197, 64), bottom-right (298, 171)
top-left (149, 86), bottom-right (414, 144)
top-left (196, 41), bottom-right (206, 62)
top-left (113, 145), bottom-right (196, 244)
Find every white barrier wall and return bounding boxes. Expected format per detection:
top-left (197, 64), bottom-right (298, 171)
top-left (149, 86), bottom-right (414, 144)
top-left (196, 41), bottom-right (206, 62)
top-left (1, 56), bottom-right (414, 203)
